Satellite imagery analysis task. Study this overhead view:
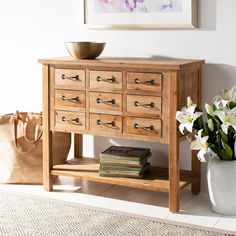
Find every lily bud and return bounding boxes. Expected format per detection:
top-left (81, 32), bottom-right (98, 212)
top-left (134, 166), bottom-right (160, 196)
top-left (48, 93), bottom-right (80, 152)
top-left (205, 103), bottom-right (214, 116)
top-left (187, 97), bottom-right (193, 108)
top-left (207, 119), bottom-right (214, 132)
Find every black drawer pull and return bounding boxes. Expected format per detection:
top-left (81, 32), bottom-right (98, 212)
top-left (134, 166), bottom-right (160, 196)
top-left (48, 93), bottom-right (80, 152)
top-left (61, 96), bottom-right (80, 103)
top-left (134, 101), bottom-right (155, 108)
top-left (96, 98), bottom-right (116, 105)
top-left (134, 78), bottom-right (155, 85)
top-left (61, 74), bottom-right (80, 81)
top-left (96, 75), bottom-right (117, 83)
top-left (134, 123), bottom-right (155, 131)
top-left (61, 116), bottom-right (82, 125)
top-left (97, 119), bottom-right (116, 127)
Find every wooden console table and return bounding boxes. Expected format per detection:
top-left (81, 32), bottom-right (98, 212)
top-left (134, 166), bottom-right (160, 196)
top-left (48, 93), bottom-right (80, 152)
top-left (39, 57), bottom-right (204, 213)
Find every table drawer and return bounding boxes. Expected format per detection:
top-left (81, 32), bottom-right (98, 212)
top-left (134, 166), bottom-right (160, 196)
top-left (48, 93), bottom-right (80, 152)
top-left (127, 95), bottom-right (161, 116)
top-left (55, 90), bottom-right (85, 110)
top-left (55, 111), bottom-right (85, 133)
top-left (90, 70), bottom-right (122, 90)
top-left (55, 69), bottom-right (85, 89)
top-left (90, 92), bottom-right (122, 113)
top-left (127, 72), bottom-right (162, 94)
top-left (90, 114), bottom-right (122, 133)
top-left (126, 117), bottom-right (161, 138)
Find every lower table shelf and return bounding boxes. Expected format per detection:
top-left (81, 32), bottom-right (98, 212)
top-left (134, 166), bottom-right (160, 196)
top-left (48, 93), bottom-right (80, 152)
top-left (52, 157), bottom-right (195, 192)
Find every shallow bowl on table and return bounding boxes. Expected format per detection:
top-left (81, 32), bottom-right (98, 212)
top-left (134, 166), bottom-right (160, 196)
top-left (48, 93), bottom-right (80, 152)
top-left (64, 42), bottom-right (106, 59)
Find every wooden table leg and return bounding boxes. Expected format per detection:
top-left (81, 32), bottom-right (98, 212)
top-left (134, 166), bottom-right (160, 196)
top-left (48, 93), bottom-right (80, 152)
top-left (74, 134), bottom-right (83, 158)
top-left (168, 72), bottom-right (180, 213)
top-left (42, 64), bottom-right (53, 191)
top-left (191, 150), bottom-right (201, 194)
top-left (169, 131), bottom-right (180, 213)
top-left (43, 131), bottom-right (53, 191)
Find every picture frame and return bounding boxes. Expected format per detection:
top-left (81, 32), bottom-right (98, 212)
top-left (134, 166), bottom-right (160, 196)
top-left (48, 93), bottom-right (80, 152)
top-left (83, 0), bottom-right (198, 29)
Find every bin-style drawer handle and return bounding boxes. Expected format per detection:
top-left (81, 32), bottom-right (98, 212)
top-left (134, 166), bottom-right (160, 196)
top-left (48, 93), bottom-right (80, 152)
top-left (134, 123), bottom-right (155, 131)
top-left (96, 75), bottom-right (117, 83)
top-left (61, 95), bottom-right (80, 103)
top-left (61, 74), bottom-right (80, 81)
top-left (61, 116), bottom-right (82, 125)
top-left (97, 98), bottom-right (116, 105)
top-left (134, 78), bottom-right (155, 85)
top-left (134, 101), bottom-right (155, 108)
top-left (97, 119), bottom-right (116, 127)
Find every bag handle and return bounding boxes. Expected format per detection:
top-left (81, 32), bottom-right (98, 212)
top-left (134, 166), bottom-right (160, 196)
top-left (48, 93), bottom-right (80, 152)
top-left (15, 111), bottom-right (43, 143)
top-left (13, 111), bottom-right (42, 154)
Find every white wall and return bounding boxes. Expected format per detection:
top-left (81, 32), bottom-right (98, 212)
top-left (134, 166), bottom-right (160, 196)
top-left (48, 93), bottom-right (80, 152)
top-left (0, 0), bottom-right (235, 192)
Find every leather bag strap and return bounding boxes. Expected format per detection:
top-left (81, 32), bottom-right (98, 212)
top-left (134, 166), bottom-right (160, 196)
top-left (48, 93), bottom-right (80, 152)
top-left (15, 111), bottom-right (43, 143)
top-left (13, 111), bottom-right (42, 154)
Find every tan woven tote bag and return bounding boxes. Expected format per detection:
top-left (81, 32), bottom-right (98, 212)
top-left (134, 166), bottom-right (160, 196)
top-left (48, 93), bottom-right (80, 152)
top-left (0, 111), bottom-right (71, 183)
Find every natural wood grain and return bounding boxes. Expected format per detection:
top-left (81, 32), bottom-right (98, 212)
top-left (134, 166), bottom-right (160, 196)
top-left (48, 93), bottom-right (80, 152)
top-left (54, 89), bottom-right (86, 110)
top-left (89, 92), bottom-right (122, 113)
top-left (161, 72), bottom-right (170, 144)
top-left (39, 57), bottom-right (204, 71)
top-left (89, 113), bottom-right (122, 133)
top-left (52, 158), bottom-right (194, 192)
top-left (126, 117), bottom-right (161, 138)
top-left (127, 72), bottom-right (162, 94)
top-left (39, 57), bottom-right (204, 213)
top-left (191, 66), bottom-right (202, 194)
top-left (55, 69), bottom-right (85, 90)
top-left (74, 134), bottom-right (82, 158)
top-left (126, 95), bottom-right (161, 116)
top-left (42, 64), bottom-right (53, 191)
top-left (168, 71), bottom-right (180, 213)
top-left (90, 70), bottom-right (122, 91)
top-left (54, 110), bottom-right (86, 133)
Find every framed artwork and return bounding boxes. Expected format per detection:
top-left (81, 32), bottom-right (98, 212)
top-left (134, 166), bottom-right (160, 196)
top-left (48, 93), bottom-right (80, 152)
top-left (84, 0), bottom-right (198, 29)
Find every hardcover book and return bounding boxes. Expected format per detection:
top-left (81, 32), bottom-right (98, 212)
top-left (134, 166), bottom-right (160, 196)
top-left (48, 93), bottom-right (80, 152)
top-left (100, 152), bottom-right (151, 167)
top-left (100, 163), bottom-right (150, 179)
top-left (99, 146), bottom-right (150, 161)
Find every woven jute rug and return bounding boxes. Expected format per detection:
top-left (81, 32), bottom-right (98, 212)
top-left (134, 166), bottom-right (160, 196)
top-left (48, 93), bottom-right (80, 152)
top-left (0, 190), bottom-right (234, 236)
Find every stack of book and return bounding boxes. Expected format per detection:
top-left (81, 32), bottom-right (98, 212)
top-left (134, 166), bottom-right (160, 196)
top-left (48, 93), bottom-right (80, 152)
top-left (99, 146), bottom-right (151, 179)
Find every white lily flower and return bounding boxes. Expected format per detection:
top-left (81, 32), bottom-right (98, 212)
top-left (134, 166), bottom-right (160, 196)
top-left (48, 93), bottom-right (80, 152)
top-left (214, 86), bottom-right (236, 109)
top-left (207, 118), bottom-right (214, 132)
top-left (213, 95), bottom-right (228, 110)
top-left (176, 104), bottom-right (203, 134)
top-left (214, 107), bottom-right (236, 134)
top-left (187, 96), bottom-right (193, 108)
top-left (205, 103), bottom-right (214, 116)
top-left (220, 86), bottom-right (236, 103)
top-left (190, 129), bottom-right (215, 162)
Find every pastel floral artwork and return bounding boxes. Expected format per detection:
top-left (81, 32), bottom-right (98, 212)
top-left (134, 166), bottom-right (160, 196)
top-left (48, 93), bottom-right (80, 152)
top-left (95, 0), bottom-right (182, 13)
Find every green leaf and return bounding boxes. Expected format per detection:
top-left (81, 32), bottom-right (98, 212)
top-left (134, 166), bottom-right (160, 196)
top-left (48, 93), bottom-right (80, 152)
top-left (228, 101), bottom-right (236, 109)
top-left (212, 117), bottom-right (222, 129)
top-left (220, 149), bottom-right (228, 160)
top-left (202, 122), bottom-right (209, 135)
top-left (219, 129), bottom-right (228, 143)
top-left (221, 140), bottom-right (233, 160)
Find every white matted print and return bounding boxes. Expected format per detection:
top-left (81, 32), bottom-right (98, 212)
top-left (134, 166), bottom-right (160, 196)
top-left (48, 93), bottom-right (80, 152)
top-left (84, 0), bottom-right (198, 28)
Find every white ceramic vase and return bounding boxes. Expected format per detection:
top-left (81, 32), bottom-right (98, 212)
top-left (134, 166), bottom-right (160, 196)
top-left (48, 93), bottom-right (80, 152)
top-left (207, 156), bottom-right (236, 215)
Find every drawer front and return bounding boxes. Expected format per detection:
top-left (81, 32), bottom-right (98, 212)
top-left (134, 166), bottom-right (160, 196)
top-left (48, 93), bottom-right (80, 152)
top-left (55, 111), bottom-right (86, 132)
top-left (90, 92), bottom-right (122, 113)
top-left (127, 72), bottom-right (162, 94)
top-left (90, 70), bottom-right (122, 90)
top-left (55, 69), bottom-right (85, 89)
top-left (127, 95), bottom-right (161, 116)
top-left (55, 90), bottom-right (85, 110)
top-left (126, 117), bottom-right (161, 138)
top-left (90, 114), bottom-right (122, 133)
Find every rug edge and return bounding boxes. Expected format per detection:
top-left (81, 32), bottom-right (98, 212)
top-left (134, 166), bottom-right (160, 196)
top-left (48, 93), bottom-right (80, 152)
top-left (0, 188), bottom-right (235, 235)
